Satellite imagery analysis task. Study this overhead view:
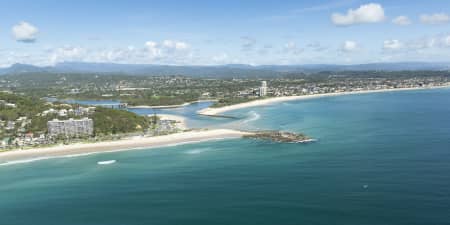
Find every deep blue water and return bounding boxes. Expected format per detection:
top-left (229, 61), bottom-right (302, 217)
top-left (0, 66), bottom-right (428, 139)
top-left (1, 88), bottom-right (450, 225)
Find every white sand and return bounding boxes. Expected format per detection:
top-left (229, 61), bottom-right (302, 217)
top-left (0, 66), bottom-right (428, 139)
top-left (128, 102), bottom-right (190, 109)
top-left (198, 85), bottom-right (450, 116)
top-left (156, 114), bottom-right (187, 130)
top-left (127, 100), bottom-right (216, 109)
top-left (0, 129), bottom-right (249, 163)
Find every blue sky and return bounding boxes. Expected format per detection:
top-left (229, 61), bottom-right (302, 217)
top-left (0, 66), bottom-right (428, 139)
top-left (1, 0), bottom-right (450, 67)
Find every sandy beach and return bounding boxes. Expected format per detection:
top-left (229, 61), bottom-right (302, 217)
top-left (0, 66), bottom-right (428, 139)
top-left (128, 100), bottom-right (216, 109)
top-left (0, 129), bottom-right (249, 164)
top-left (156, 114), bottom-right (187, 130)
top-left (128, 102), bottom-right (191, 109)
top-left (198, 85), bottom-right (450, 116)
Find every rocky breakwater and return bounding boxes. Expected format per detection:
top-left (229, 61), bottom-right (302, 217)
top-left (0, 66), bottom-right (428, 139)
top-left (243, 131), bottom-right (316, 143)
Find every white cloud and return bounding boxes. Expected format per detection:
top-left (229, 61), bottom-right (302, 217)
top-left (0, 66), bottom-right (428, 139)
top-left (307, 42), bottom-right (328, 52)
top-left (380, 34), bottom-right (450, 55)
top-left (443, 35), bottom-right (450, 47)
top-left (241, 36), bottom-right (256, 51)
top-left (212, 53), bottom-right (229, 64)
top-left (144, 41), bottom-right (158, 48)
top-left (6, 40), bottom-right (194, 66)
top-left (429, 34), bottom-right (450, 48)
top-left (407, 37), bottom-right (437, 50)
top-left (392, 16), bottom-right (411, 25)
top-left (383, 39), bottom-right (403, 50)
top-left (379, 34), bottom-right (450, 62)
top-left (283, 42), bottom-right (304, 55)
top-left (161, 40), bottom-right (189, 50)
top-left (341, 40), bottom-right (358, 52)
top-left (145, 41), bottom-right (162, 57)
top-left (49, 46), bottom-right (88, 64)
top-left (264, 0), bottom-right (357, 22)
top-left (404, 35), bottom-right (450, 50)
top-left (331, 3), bottom-right (385, 26)
top-left (12, 22), bottom-right (39, 42)
top-left (144, 40), bottom-right (190, 61)
top-left (420, 13), bottom-right (450, 24)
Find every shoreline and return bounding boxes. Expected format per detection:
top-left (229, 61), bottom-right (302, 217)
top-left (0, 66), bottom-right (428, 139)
top-left (198, 85), bottom-right (450, 116)
top-left (128, 100), bottom-right (216, 109)
top-left (0, 129), bottom-right (249, 165)
top-left (155, 114), bottom-right (187, 130)
top-left (128, 102), bottom-right (191, 109)
top-left (5, 85), bottom-right (449, 165)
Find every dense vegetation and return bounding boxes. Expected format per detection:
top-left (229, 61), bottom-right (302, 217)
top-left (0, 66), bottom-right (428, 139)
top-left (91, 107), bottom-right (151, 135)
top-left (122, 94), bottom-right (199, 106)
top-left (0, 92), bottom-right (51, 138)
top-left (0, 92), bottom-right (152, 139)
top-left (2, 70), bottom-right (449, 110)
top-left (0, 92), bottom-right (48, 121)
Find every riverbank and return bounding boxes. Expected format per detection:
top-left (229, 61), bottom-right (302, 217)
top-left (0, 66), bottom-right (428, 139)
top-left (198, 85), bottom-right (450, 116)
top-left (128, 100), bottom-right (216, 109)
top-left (156, 114), bottom-right (187, 130)
top-left (0, 129), bottom-right (249, 164)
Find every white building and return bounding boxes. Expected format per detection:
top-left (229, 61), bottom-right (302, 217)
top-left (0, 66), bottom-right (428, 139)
top-left (259, 81), bottom-right (268, 97)
top-left (42, 108), bottom-right (57, 116)
top-left (0, 100), bottom-right (17, 108)
top-left (47, 118), bottom-right (94, 137)
top-left (58, 109), bottom-right (68, 117)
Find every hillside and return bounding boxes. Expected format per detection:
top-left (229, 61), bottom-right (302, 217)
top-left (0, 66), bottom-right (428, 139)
top-left (1, 62), bottom-right (450, 78)
top-left (0, 92), bottom-right (151, 139)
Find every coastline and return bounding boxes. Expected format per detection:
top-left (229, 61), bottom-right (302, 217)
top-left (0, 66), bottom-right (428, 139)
top-left (128, 100), bottom-right (216, 109)
top-left (0, 129), bottom-right (249, 165)
top-left (198, 85), bottom-right (450, 116)
top-left (128, 102), bottom-right (191, 109)
top-left (155, 114), bottom-right (187, 130)
top-left (4, 85), bottom-right (449, 165)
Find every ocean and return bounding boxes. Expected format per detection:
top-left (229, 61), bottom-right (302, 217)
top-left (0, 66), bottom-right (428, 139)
top-left (1, 88), bottom-right (450, 225)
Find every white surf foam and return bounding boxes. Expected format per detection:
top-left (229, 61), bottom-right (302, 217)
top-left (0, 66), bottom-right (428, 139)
top-left (97, 160), bottom-right (116, 165)
top-left (0, 137), bottom-right (234, 166)
top-left (185, 147), bottom-right (212, 154)
top-left (241, 111), bottom-right (261, 124)
top-left (0, 157), bottom-right (52, 166)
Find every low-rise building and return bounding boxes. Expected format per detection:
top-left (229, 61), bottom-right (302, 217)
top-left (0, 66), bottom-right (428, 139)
top-left (0, 100), bottom-right (17, 108)
top-left (6, 121), bottom-right (15, 130)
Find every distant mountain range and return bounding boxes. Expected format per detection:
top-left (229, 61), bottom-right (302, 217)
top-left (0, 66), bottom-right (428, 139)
top-left (1, 62), bottom-right (450, 77)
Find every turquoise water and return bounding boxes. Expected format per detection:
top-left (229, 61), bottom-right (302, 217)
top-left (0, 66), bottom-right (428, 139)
top-left (58, 99), bottom-right (231, 128)
top-left (2, 88), bottom-right (450, 225)
top-left (128, 101), bottom-right (234, 129)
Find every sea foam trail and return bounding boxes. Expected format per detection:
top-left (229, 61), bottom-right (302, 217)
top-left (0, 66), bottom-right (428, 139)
top-left (0, 137), bottom-right (235, 166)
top-left (0, 152), bottom-right (100, 166)
top-left (241, 111), bottom-right (261, 124)
top-left (185, 147), bottom-right (213, 154)
top-left (0, 157), bottom-right (51, 166)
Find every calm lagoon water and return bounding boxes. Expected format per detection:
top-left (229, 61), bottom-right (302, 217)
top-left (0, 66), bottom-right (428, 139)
top-left (2, 88), bottom-right (450, 225)
top-left (60, 99), bottom-right (230, 128)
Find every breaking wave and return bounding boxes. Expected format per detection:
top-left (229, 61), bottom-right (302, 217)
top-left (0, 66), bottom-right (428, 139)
top-left (185, 147), bottom-right (213, 154)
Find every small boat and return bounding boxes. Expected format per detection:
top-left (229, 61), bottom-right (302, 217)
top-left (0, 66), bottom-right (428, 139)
top-left (97, 160), bottom-right (116, 165)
